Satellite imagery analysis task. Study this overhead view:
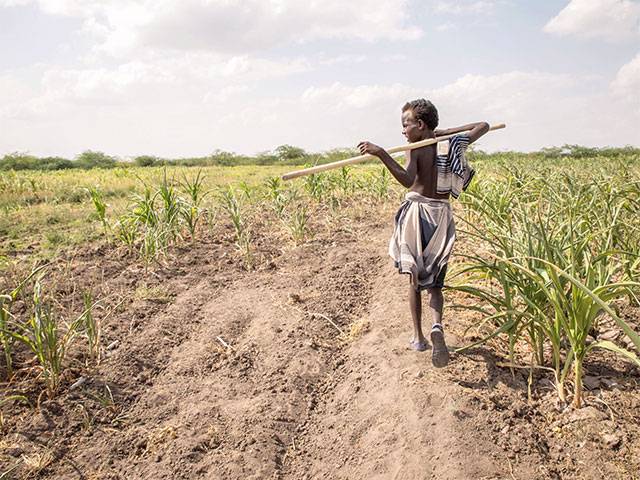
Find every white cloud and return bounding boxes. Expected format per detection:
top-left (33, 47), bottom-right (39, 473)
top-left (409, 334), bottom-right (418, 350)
top-left (611, 53), bottom-right (640, 105)
top-left (292, 71), bottom-right (637, 152)
top-left (8, 0), bottom-right (422, 57)
top-left (6, 52), bottom-right (312, 112)
top-left (301, 82), bottom-right (419, 111)
top-left (544, 0), bottom-right (640, 42)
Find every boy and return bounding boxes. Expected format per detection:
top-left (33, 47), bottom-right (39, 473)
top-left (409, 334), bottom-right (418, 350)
top-left (358, 99), bottom-right (489, 367)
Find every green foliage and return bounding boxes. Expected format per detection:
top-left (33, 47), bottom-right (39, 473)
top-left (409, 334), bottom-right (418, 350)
top-left (134, 155), bottom-right (159, 167)
top-left (286, 204), bottom-right (309, 245)
top-left (273, 144), bottom-right (307, 162)
top-left (452, 165), bottom-right (640, 407)
top-left (87, 187), bottom-right (108, 234)
top-left (75, 151), bottom-right (117, 169)
top-left (2, 145), bottom-right (639, 171)
top-left (0, 266), bottom-right (47, 380)
top-left (219, 186), bottom-right (253, 267)
top-left (7, 279), bottom-right (86, 398)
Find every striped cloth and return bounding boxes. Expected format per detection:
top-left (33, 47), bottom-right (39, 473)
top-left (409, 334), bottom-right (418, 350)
top-left (436, 134), bottom-right (474, 199)
top-left (389, 192), bottom-right (456, 290)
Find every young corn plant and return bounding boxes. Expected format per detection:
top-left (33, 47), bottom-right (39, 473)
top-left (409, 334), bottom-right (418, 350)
top-left (0, 265), bottom-right (46, 380)
top-left (9, 280), bottom-right (85, 398)
top-left (336, 166), bottom-right (353, 196)
top-left (238, 181), bottom-right (253, 201)
top-left (304, 172), bottom-right (327, 202)
top-left (180, 170), bottom-right (208, 240)
top-left (157, 169), bottom-right (183, 244)
top-left (127, 184), bottom-right (169, 264)
top-left (369, 167), bottom-right (390, 202)
top-left (115, 215), bottom-right (138, 251)
top-left (87, 186), bottom-right (109, 236)
top-left (266, 177), bottom-right (288, 220)
top-left (219, 186), bottom-right (253, 266)
top-left (286, 204), bottom-right (310, 245)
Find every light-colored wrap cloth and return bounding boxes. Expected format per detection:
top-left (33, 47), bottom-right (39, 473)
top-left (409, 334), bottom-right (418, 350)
top-left (388, 192), bottom-right (456, 290)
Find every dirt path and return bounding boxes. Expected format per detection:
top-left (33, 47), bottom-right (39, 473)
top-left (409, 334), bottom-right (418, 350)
top-left (29, 220), bottom-right (504, 479)
top-left (283, 259), bottom-right (507, 480)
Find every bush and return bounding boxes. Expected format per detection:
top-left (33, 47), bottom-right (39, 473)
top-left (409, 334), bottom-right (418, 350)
top-left (134, 155), bottom-right (158, 167)
top-left (274, 144), bottom-right (307, 162)
top-left (0, 152), bottom-right (40, 170)
top-left (75, 151), bottom-right (117, 169)
top-left (40, 157), bottom-right (74, 170)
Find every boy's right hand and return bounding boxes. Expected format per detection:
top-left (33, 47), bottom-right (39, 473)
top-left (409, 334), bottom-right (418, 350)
top-left (357, 141), bottom-right (384, 157)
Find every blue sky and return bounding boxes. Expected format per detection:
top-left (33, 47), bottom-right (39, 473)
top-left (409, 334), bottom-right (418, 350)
top-left (1, 0), bottom-right (639, 158)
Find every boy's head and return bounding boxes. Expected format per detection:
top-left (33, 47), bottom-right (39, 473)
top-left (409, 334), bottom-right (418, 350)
top-left (402, 99), bottom-right (439, 131)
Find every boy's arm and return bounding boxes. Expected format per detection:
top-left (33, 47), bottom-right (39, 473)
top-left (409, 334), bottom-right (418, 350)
top-left (358, 141), bottom-right (416, 188)
top-left (434, 121), bottom-right (489, 144)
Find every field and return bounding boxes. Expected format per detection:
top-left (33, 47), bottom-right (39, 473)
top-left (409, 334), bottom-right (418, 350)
top-left (1, 153), bottom-right (640, 479)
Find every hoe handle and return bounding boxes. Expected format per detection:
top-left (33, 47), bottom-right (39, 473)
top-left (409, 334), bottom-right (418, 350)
top-left (282, 123), bottom-right (506, 181)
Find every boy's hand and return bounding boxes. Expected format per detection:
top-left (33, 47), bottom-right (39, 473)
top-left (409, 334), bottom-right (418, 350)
top-left (357, 141), bottom-right (384, 157)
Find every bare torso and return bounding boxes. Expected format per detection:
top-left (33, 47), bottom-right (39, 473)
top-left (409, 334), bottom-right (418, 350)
top-left (407, 145), bottom-right (450, 200)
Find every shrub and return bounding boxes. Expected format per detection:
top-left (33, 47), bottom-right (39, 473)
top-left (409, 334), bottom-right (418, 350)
top-left (134, 155), bottom-right (158, 167)
top-left (75, 151), bottom-right (117, 169)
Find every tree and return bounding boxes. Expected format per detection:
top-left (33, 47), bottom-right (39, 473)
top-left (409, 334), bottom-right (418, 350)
top-left (273, 145), bottom-right (307, 161)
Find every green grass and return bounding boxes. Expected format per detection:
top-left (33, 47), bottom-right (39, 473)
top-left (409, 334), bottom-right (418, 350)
top-left (0, 165), bottom-right (315, 260)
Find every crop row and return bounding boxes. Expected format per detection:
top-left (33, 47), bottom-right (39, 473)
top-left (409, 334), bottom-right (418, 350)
top-left (452, 160), bottom-right (640, 407)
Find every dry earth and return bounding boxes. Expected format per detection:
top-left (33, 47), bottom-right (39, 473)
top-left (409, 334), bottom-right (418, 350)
top-left (1, 205), bottom-right (639, 479)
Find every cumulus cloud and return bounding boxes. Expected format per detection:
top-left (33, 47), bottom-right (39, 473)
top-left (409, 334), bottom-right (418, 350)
top-left (544, 0), bottom-right (640, 42)
top-left (3, 67), bottom-right (638, 157)
top-left (611, 53), bottom-right (640, 109)
top-left (293, 71), bottom-right (636, 152)
top-left (5, 0), bottom-right (422, 57)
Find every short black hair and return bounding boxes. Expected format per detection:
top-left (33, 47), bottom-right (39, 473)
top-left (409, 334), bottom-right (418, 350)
top-left (402, 99), bottom-right (439, 130)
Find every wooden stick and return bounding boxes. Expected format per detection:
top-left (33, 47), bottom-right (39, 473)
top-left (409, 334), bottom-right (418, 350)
top-left (282, 123), bottom-right (506, 181)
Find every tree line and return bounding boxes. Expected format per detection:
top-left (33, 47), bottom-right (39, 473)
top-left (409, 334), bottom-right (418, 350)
top-left (1, 144), bottom-right (638, 171)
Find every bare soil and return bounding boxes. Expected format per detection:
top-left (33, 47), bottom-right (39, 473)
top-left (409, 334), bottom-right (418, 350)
top-left (1, 204), bottom-right (639, 479)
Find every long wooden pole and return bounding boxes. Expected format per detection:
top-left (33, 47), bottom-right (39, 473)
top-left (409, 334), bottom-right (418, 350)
top-left (282, 123), bottom-right (506, 181)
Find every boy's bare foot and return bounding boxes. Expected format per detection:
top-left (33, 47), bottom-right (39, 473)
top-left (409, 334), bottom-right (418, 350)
top-left (409, 338), bottom-right (429, 351)
top-left (430, 324), bottom-right (449, 367)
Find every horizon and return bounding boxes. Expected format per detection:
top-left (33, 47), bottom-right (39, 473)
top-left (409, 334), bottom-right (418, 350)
top-left (1, 0), bottom-right (639, 158)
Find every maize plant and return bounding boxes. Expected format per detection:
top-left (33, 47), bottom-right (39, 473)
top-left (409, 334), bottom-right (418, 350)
top-left (180, 170), bottom-right (208, 239)
top-left (219, 186), bottom-right (253, 266)
top-left (0, 265), bottom-right (46, 380)
top-left (8, 280), bottom-right (86, 398)
top-left (287, 204), bottom-right (309, 245)
top-left (265, 176), bottom-right (288, 220)
top-left (87, 186), bottom-right (109, 236)
top-left (452, 167), bottom-right (640, 407)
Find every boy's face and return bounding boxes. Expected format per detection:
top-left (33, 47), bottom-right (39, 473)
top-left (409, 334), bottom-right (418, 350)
top-left (401, 109), bottom-right (424, 143)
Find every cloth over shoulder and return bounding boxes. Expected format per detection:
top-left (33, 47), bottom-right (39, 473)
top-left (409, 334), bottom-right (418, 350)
top-left (436, 134), bottom-right (474, 199)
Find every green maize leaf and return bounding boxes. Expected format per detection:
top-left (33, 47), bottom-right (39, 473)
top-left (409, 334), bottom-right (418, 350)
top-left (589, 340), bottom-right (640, 367)
top-left (526, 257), bottom-right (640, 352)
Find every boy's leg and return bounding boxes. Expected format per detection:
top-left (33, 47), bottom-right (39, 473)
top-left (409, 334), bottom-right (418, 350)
top-left (408, 284), bottom-right (428, 351)
top-left (425, 287), bottom-right (443, 326)
top-left (426, 287), bottom-right (450, 367)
